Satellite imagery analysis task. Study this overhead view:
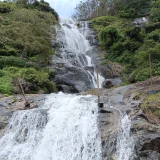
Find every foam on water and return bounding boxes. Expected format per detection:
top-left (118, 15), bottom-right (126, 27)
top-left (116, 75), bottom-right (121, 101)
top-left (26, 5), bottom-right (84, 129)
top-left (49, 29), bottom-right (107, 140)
top-left (0, 93), bottom-right (102, 160)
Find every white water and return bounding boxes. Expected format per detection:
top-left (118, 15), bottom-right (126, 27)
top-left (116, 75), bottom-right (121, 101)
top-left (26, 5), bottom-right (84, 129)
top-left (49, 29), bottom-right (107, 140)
top-left (57, 18), bottom-right (104, 88)
top-left (116, 113), bottom-right (134, 160)
top-left (0, 93), bottom-right (102, 160)
top-left (79, 21), bottom-right (105, 88)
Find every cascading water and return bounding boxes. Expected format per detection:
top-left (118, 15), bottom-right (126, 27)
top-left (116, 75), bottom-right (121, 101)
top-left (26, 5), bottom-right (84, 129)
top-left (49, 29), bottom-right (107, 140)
top-left (53, 17), bottom-right (104, 91)
top-left (0, 93), bottom-right (102, 160)
top-left (109, 104), bottom-right (134, 160)
top-left (116, 112), bottom-right (134, 160)
top-left (117, 114), bottom-right (134, 160)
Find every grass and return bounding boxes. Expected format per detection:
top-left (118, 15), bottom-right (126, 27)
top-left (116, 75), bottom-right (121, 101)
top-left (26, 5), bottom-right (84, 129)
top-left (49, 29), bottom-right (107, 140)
top-left (141, 92), bottom-right (160, 118)
top-left (0, 75), bottom-right (13, 95)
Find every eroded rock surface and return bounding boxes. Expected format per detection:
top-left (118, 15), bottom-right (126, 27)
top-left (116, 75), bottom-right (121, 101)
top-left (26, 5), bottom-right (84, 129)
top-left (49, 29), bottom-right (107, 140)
top-left (98, 78), bottom-right (160, 160)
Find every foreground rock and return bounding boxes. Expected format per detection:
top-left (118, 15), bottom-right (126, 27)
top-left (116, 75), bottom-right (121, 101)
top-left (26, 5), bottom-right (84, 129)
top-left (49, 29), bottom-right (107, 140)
top-left (96, 77), bottom-right (160, 160)
top-left (0, 94), bottom-right (46, 136)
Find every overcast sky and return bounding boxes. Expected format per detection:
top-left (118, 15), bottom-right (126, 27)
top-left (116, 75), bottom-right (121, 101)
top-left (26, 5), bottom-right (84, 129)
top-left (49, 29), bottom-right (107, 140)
top-left (45, 0), bottom-right (81, 17)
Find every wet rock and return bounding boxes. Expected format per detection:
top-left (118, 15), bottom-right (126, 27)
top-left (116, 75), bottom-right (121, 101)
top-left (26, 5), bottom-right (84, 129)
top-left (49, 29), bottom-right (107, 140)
top-left (133, 17), bottom-right (148, 27)
top-left (103, 80), bottom-right (113, 88)
top-left (57, 85), bottom-right (79, 93)
top-left (0, 94), bottom-right (46, 135)
top-left (54, 68), bottom-right (93, 92)
top-left (99, 104), bottom-right (120, 160)
top-left (52, 46), bottom-right (94, 92)
top-left (135, 134), bottom-right (160, 160)
top-left (63, 24), bottom-right (72, 29)
top-left (99, 109), bottom-right (113, 114)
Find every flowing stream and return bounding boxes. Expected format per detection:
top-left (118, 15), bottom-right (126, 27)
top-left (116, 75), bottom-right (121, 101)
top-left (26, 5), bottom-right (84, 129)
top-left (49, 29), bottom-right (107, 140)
top-left (0, 93), bottom-right (102, 160)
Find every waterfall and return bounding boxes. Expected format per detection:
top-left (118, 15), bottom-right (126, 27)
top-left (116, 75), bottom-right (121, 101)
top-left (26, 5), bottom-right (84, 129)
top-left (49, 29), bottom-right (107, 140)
top-left (0, 17), bottom-right (134, 160)
top-left (54, 17), bottom-right (104, 90)
top-left (0, 93), bottom-right (102, 160)
top-left (116, 113), bottom-right (134, 160)
top-left (109, 104), bottom-right (134, 160)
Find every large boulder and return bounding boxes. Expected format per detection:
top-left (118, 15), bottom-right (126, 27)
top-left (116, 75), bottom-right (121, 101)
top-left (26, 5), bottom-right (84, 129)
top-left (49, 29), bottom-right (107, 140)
top-left (133, 17), bottom-right (148, 27)
top-left (102, 78), bottom-right (122, 88)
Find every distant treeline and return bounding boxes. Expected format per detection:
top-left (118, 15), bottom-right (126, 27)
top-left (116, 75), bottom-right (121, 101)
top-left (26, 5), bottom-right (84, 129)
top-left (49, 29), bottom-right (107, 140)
top-left (73, 0), bottom-right (160, 21)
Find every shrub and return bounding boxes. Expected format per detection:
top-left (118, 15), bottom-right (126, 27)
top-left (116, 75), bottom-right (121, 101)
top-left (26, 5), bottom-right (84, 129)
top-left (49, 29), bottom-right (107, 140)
top-left (0, 56), bottom-right (27, 69)
top-left (118, 11), bottom-right (130, 18)
top-left (42, 66), bottom-right (55, 79)
top-left (130, 68), bottom-right (150, 82)
top-left (0, 2), bottom-right (11, 13)
top-left (99, 26), bottom-right (121, 48)
top-left (0, 48), bottom-right (18, 56)
top-left (2, 67), bottom-right (57, 94)
top-left (150, 0), bottom-right (160, 22)
top-left (43, 81), bottom-right (57, 93)
top-left (0, 72), bottom-right (13, 94)
top-left (147, 29), bottom-right (160, 42)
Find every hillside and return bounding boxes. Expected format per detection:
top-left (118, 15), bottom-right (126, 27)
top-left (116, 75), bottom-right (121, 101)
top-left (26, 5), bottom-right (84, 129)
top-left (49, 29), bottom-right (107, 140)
top-left (0, 0), bottom-right (58, 95)
top-left (74, 0), bottom-right (160, 84)
top-left (90, 15), bottom-right (160, 83)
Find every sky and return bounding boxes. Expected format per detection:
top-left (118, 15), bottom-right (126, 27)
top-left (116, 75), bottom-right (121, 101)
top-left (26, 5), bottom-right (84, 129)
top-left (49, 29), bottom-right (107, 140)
top-left (45, 0), bottom-right (81, 17)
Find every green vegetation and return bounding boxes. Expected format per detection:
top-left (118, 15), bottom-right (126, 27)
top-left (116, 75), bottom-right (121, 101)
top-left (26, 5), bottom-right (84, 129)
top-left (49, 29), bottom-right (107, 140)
top-left (116, 0), bottom-right (152, 18)
top-left (141, 92), bottom-right (160, 118)
top-left (90, 15), bottom-right (160, 83)
top-left (73, 0), bottom-right (160, 84)
top-left (0, 1), bottom-right (58, 94)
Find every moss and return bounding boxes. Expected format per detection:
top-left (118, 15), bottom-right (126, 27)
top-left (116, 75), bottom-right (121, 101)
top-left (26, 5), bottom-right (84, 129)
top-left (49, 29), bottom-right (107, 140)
top-left (87, 89), bottom-right (98, 96)
top-left (141, 92), bottom-right (160, 118)
top-left (133, 92), bottom-right (146, 101)
top-left (133, 93), bottom-right (141, 100)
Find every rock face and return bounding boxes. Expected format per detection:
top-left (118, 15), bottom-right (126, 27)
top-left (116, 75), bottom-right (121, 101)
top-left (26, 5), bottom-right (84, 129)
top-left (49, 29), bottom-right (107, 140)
top-left (52, 19), bottom-right (124, 93)
top-left (98, 80), bottom-right (160, 160)
top-left (87, 23), bottom-right (123, 79)
top-left (51, 20), bottom-right (97, 93)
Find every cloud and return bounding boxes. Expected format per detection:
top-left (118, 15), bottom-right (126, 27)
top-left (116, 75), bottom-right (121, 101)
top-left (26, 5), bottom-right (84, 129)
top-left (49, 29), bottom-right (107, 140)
top-left (45, 0), bottom-right (80, 17)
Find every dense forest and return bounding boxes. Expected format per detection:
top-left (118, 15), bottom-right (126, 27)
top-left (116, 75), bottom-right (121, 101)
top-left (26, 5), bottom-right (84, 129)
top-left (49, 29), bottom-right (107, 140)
top-left (0, 0), bottom-right (58, 95)
top-left (74, 0), bottom-right (160, 84)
